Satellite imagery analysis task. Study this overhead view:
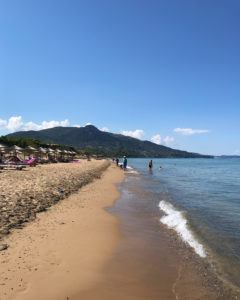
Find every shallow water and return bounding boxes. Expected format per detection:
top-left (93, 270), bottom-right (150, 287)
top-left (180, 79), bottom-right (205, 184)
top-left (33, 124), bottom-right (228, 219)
top-left (127, 158), bottom-right (240, 289)
top-left (76, 167), bottom-right (217, 299)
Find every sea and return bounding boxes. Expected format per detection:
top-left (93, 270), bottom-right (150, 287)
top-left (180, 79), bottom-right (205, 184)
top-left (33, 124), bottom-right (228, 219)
top-left (124, 158), bottom-right (240, 290)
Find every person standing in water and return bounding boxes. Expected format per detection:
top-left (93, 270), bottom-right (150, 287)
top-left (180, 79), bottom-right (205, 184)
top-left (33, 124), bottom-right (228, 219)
top-left (149, 159), bottom-right (153, 169)
top-left (123, 156), bottom-right (127, 170)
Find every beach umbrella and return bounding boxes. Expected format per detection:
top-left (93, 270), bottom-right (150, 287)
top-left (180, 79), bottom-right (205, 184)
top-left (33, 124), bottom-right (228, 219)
top-left (67, 151), bottom-right (73, 158)
top-left (70, 151), bottom-right (76, 158)
top-left (10, 145), bottom-right (23, 154)
top-left (46, 148), bottom-right (56, 160)
top-left (24, 146), bottom-right (37, 159)
top-left (54, 149), bottom-right (62, 159)
top-left (0, 144), bottom-right (8, 161)
top-left (39, 147), bottom-right (47, 153)
top-left (0, 143), bottom-right (7, 149)
top-left (0, 144), bottom-right (7, 152)
top-left (62, 150), bottom-right (68, 156)
top-left (12, 145), bottom-right (23, 151)
top-left (38, 147), bottom-right (48, 159)
top-left (25, 146), bottom-right (37, 155)
top-left (9, 145), bottom-right (23, 159)
top-left (26, 146), bottom-right (37, 151)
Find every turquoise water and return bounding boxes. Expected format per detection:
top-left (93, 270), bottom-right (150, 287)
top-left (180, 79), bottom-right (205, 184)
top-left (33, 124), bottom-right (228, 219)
top-left (127, 158), bottom-right (240, 287)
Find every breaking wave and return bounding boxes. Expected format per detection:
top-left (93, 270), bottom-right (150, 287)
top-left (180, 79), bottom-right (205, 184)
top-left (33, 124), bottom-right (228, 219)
top-left (159, 200), bottom-right (206, 258)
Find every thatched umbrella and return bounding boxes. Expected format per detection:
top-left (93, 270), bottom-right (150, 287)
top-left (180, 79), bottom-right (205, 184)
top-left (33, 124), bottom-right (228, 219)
top-left (55, 149), bottom-right (62, 155)
top-left (27, 146), bottom-right (37, 151)
top-left (38, 147), bottom-right (47, 160)
top-left (39, 147), bottom-right (47, 153)
top-left (0, 143), bottom-right (8, 152)
top-left (63, 150), bottom-right (69, 159)
top-left (11, 145), bottom-right (23, 156)
top-left (55, 149), bottom-right (62, 160)
top-left (12, 145), bottom-right (23, 151)
top-left (5, 145), bottom-right (23, 162)
top-left (0, 143), bottom-right (8, 162)
top-left (24, 146), bottom-right (37, 158)
top-left (68, 151), bottom-right (76, 160)
top-left (47, 148), bottom-right (55, 160)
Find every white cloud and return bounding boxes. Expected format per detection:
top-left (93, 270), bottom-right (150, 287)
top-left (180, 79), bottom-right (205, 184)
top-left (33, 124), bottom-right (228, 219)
top-left (234, 149), bottom-right (240, 155)
top-left (85, 122), bottom-right (92, 126)
top-left (163, 136), bottom-right (175, 146)
top-left (0, 118), bottom-right (7, 127)
top-left (121, 129), bottom-right (145, 140)
top-left (5, 116), bottom-right (24, 132)
top-left (100, 127), bottom-right (109, 132)
top-left (0, 116), bottom-right (70, 133)
top-left (151, 134), bottom-right (162, 145)
top-left (41, 119), bottom-right (70, 129)
top-left (73, 124), bottom-right (81, 128)
top-left (0, 116), bottom-right (23, 132)
top-left (23, 119), bottom-right (70, 131)
top-left (24, 121), bottom-right (42, 131)
top-left (174, 128), bottom-right (210, 135)
top-left (151, 134), bottom-right (174, 146)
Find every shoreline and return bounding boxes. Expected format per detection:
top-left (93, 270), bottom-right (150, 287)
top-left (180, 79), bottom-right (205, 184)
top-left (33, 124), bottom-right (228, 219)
top-left (75, 169), bottom-right (239, 300)
top-left (158, 201), bottom-right (240, 299)
top-left (158, 220), bottom-right (240, 300)
top-left (0, 162), bottom-right (124, 300)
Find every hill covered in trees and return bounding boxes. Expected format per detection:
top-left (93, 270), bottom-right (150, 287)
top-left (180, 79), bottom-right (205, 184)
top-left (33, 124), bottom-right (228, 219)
top-left (7, 125), bottom-right (213, 158)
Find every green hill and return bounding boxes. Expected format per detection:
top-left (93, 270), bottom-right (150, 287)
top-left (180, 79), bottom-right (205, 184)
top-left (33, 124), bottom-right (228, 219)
top-left (7, 125), bottom-right (213, 158)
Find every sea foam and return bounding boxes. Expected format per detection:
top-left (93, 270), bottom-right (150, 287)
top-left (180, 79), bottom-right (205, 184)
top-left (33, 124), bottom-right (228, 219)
top-left (159, 200), bottom-right (206, 258)
top-left (126, 166), bottom-right (139, 174)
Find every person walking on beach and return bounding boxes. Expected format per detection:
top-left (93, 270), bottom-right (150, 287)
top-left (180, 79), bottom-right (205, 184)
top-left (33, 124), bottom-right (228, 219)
top-left (123, 156), bottom-right (127, 170)
top-left (149, 159), bottom-right (153, 169)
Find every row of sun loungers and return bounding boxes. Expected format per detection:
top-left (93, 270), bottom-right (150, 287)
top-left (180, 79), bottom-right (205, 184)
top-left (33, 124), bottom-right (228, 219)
top-left (0, 164), bottom-right (27, 171)
top-left (0, 155), bottom-right (78, 171)
top-left (0, 144), bottom-right (78, 171)
top-left (0, 157), bottom-right (37, 170)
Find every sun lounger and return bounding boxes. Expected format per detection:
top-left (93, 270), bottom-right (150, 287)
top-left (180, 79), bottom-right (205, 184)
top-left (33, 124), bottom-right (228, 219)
top-left (0, 164), bottom-right (26, 170)
top-left (23, 157), bottom-right (37, 166)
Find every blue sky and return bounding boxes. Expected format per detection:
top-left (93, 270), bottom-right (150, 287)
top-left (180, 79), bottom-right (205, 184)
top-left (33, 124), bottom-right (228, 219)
top-left (1, 0), bottom-right (239, 155)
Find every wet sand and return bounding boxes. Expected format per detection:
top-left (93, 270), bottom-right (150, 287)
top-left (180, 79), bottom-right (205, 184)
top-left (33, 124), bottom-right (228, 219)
top-left (73, 173), bottom-right (240, 300)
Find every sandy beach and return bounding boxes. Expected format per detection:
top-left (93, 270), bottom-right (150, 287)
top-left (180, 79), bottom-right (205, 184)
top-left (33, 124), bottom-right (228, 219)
top-left (0, 160), bottom-right (110, 239)
top-left (1, 160), bottom-right (239, 300)
top-left (0, 161), bottom-right (123, 300)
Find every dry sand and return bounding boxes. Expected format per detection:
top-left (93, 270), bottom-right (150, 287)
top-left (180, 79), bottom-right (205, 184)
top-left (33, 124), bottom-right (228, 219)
top-left (0, 160), bottom-right (110, 238)
top-left (0, 162), bottom-right (123, 300)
